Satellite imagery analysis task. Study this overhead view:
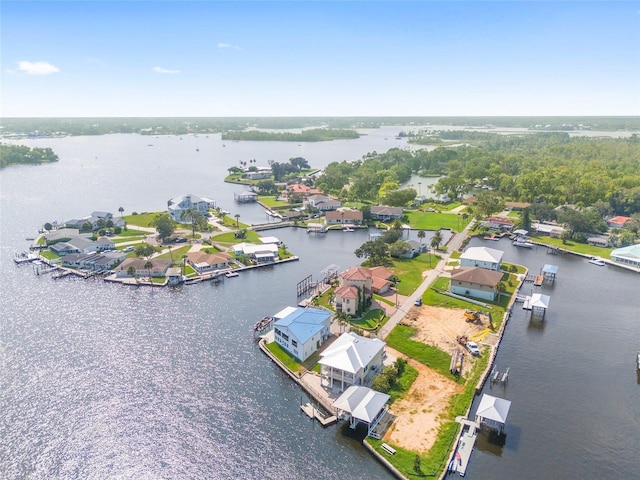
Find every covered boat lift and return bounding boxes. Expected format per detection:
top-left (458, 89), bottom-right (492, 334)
top-left (475, 393), bottom-right (511, 434)
top-left (332, 386), bottom-right (390, 436)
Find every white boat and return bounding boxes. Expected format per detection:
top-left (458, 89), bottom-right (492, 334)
top-left (342, 225), bottom-right (355, 232)
top-left (225, 270), bottom-right (239, 278)
top-left (513, 240), bottom-right (533, 248)
top-left (637, 351), bottom-right (640, 370)
top-left (588, 256), bottom-right (606, 266)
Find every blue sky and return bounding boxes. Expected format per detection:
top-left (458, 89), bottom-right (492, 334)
top-left (2, 1), bottom-right (639, 117)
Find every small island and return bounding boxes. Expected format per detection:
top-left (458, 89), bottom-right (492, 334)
top-left (221, 127), bottom-right (359, 142)
top-left (0, 144), bottom-right (59, 168)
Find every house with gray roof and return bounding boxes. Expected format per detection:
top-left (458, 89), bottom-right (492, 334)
top-left (167, 194), bottom-right (215, 222)
top-left (370, 205), bottom-right (403, 221)
top-left (460, 246), bottom-right (504, 271)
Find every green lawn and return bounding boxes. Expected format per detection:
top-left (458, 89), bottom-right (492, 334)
top-left (404, 211), bottom-right (468, 231)
top-left (258, 195), bottom-right (290, 209)
top-left (155, 245), bottom-right (191, 260)
top-left (40, 250), bottom-right (60, 260)
top-left (532, 235), bottom-right (612, 257)
top-left (116, 228), bottom-right (150, 237)
top-left (351, 308), bottom-right (385, 329)
top-left (390, 253), bottom-right (439, 296)
top-left (265, 342), bottom-right (305, 374)
top-left (211, 231), bottom-right (261, 244)
top-left (386, 325), bottom-right (454, 378)
top-left (387, 363), bottom-right (419, 404)
top-left (123, 212), bottom-right (162, 228)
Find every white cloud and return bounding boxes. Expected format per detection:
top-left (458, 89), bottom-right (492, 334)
top-left (153, 66), bottom-right (181, 74)
top-left (217, 42), bottom-right (242, 50)
top-left (17, 61), bottom-right (60, 75)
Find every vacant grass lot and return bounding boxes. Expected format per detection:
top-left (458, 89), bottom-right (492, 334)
top-left (532, 235), bottom-right (612, 257)
top-left (404, 211), bottom-right (468, 231)
top-left (391, 253), bottom-right (439, 296)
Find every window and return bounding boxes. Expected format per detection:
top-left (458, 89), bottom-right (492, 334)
top-left (281, 333), bottom-right (289, 341)
top-left (291, 339), bottom-right (297, 347)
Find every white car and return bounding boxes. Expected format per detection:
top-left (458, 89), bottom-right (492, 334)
top-left (122, 246), bottom-right (135, 252)
top-left (466, 341), bottom-right (480, 356)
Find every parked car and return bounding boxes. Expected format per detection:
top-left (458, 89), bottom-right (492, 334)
top-left (122, 246), bottom-right (135, 252)
top-left (172, 237), bottom-right (187, 243)
top-left (466, 341), bottom-right (480, 356)
top-left (414, 298), bottom-right (423, 306)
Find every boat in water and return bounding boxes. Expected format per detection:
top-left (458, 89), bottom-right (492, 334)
top-left (513, 239), bottom-right (534, 248)
top-left (588, 256), bottom-right (606, 266)
top-left (225, 270), bottom-right (239, 278)
top-left (342, 225), bottom-right (355, 232)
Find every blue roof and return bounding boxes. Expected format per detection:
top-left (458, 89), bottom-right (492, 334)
top-left (274, 307), bottom-right (331, 345)
top-left (542, 264), bottom-right (558, 274)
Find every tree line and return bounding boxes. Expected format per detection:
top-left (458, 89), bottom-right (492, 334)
top-left (0, 144), bottom-right (59, 168)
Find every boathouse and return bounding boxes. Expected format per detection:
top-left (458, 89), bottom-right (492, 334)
top-left (234, 191), bottom-right (258, 203)
top-left (528, 293), bottom-right (550, 319)
top-left (610, 244), bottom-right (640, 268)
top-left (542, 264), bottom-right (558, 283)
top-left (475, 394), bottom-right (511, 434)
top-left (332, 385), bottom-right (390, 436)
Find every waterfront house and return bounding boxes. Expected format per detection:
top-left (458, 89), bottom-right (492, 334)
top-left (116, 258), bottom-right (172, 277)
top-left (368, 266), bottom-right (394, 295)
top-left (610, 244), bottom-right (640, 268)
top-left (167, 194), bottom-right (215, 223)
top-left (587, 235), bottom-right (611, 248)
top-left (186, 251), bottom-right (230, 273)
top-left (480, 216), bottom-right (515, 232)
top-left (233, 242), bottom-right (279, 264)
top-left (531, 222), bottom-right (564, 238)
top-left (460, 246), bottom-right (504, 271)
top-left (61, 251), bottom-right (125, 271)
top-left (334, 285), bottom-right (359, 315)
top-left (319, 332), bottom-right (386, 392)
top-left (283, 183), bottom-right (321, 202)
top-left (450, 267), bottom-right (504, 301)
top-left (325, 209), bottom-right (364, 225)
top-left (304, 194), bottom-right (342, 211)
top-left (370, 205), bottom-right (403, 222)
top-left (48, 235), bottom-right (115, 256)
top-left (273, 307), bottom-right (332, 362)
top-left (64, 211), bottom-right (125, 231)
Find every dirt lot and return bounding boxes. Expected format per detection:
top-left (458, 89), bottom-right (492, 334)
top-left (384, 305), bottom-right (490, 453)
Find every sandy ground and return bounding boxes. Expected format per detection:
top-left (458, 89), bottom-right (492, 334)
top-left (384, 305), bottom-right (491, 453)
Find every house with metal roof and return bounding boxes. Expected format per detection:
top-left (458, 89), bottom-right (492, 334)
top-left (610, 244), bottom-right (640, 268)
top-left (167, 194), bottom-right (215, 222)
top-left (273, 307), bottom-right (332, 362)
top-left (460, 246), bottom-right (504, 271)
top-left (319, 332), bottom-right (386, 392)
top-left (450, 267), bottom-right (504, 301)
top-left (370, 205), bottom-right (403, 221)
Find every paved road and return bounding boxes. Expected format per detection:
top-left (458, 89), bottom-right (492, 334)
top-left (377, 220), bottom-right (476, 340)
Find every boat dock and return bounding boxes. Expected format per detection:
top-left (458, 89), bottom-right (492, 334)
top-left (533, 274), bottom-right (544, 286)
top-left (300, 402), bottom-right (337, 426)
top-left (449, 419), bottom-right (479, 477)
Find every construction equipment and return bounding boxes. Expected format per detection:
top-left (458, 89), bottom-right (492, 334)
top-left (464, 310), bottom-right (482, 324)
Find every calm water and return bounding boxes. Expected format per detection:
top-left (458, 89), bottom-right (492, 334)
top-left (1, 131), bottom-right (639, 479)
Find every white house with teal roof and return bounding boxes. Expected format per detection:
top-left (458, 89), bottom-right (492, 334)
top-left (273, 307), bottom-right (332, 362)
top-left (611, 244), bottom-right (640, 269)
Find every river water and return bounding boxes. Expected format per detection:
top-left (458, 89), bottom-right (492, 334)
top-left (1, 129), bottom-right (639, 479)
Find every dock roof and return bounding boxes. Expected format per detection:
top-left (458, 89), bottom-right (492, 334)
top-left (333, 386), bottom-right (389, 424)
top-left (476, 394), bottom-right (511, 424)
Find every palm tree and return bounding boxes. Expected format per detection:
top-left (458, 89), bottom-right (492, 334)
top-left (431, 230), bottom-right (443, 250)
top-left (234, 214), bottom-right (240, 229)
top-left (335, 312), bottom-right (350, 334)
top-left (417, 229), bottom-right (426, 244)
top-left (118, 206), bottom-right (124, 218)
top-left (144, 260), bottom-right (153, 278)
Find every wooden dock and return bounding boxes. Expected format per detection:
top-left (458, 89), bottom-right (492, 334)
top-left (300, 402), bottom-right (337, 426)
top-left (533, 274), bottom-right (544, 286)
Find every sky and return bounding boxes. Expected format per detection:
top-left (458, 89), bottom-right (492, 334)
top-left (2, 1), bottom-right (639, 117)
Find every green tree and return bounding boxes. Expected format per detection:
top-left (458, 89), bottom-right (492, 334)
top-left (355, 238), bottom-right (389, 266)
top-left (152, 213), bottom-right (176, 242)
top-left (118, 206), bottom-right (124, 217)
top-left (431, 230), bottom-right (443, 250)
top-left (143, 260), bottom-right (153, 277)
top-left (417, 229), bottom-right (426, 244)
top-left (135, 243), bottom-right (156, 260)
top-left (126, 265), bottom-right (136, 277)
